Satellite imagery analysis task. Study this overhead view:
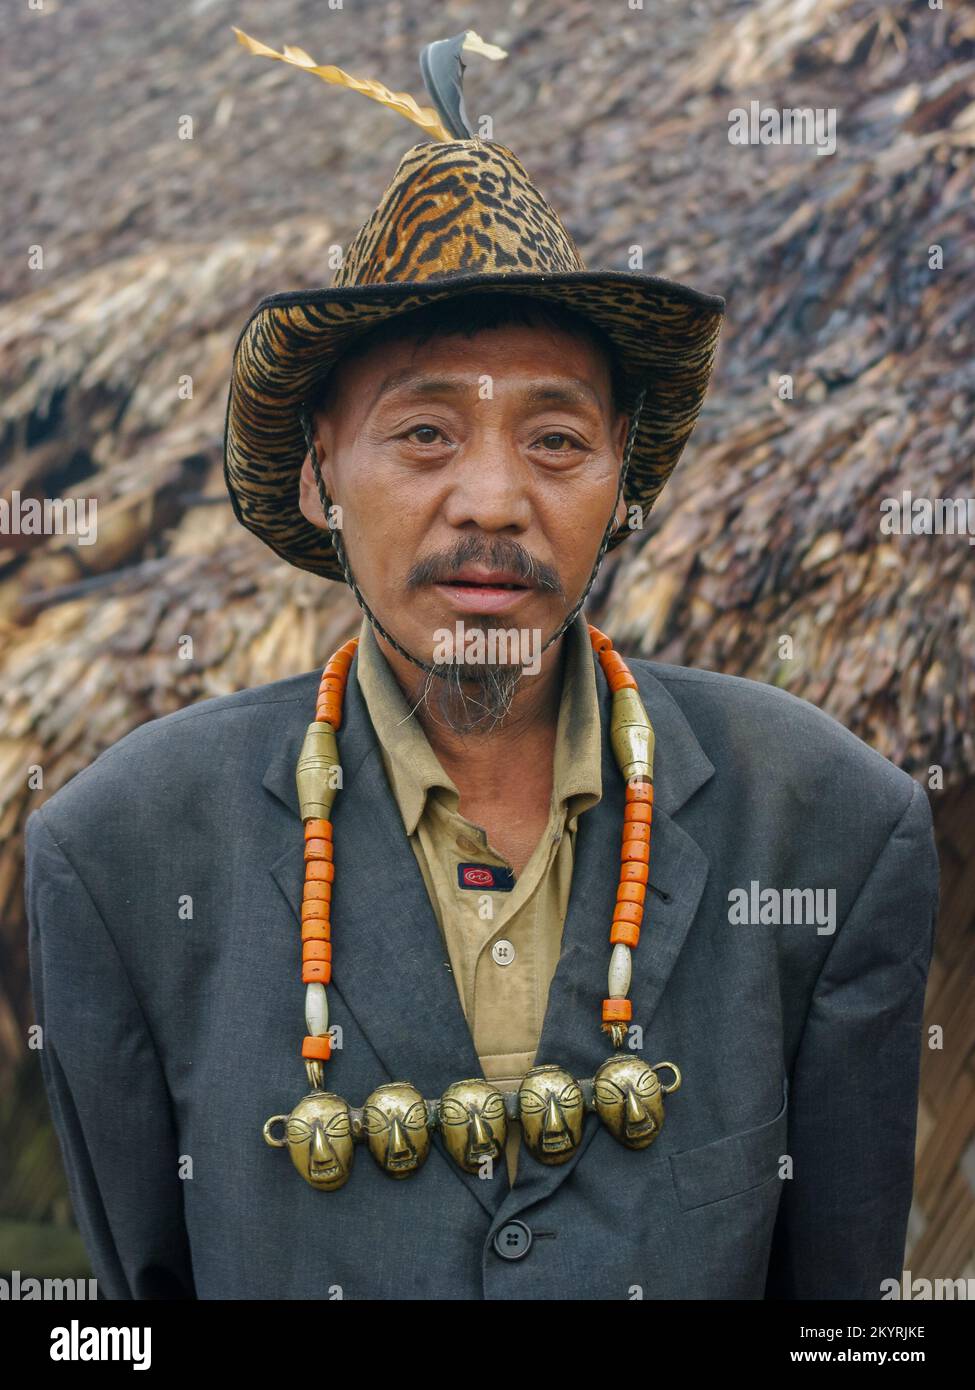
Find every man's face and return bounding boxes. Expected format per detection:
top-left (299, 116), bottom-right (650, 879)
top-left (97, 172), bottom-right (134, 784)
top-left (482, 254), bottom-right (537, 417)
top-left (299, 319), bottom-right (630, 673)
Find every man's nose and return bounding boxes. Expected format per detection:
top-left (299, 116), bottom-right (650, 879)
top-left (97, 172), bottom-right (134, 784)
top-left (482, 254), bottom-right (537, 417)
top-left (441, 437), bottom-right (533, 535)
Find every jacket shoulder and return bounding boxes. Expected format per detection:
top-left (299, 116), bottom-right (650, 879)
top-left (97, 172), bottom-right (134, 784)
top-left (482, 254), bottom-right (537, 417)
top-left (633, 656), bottom-right (921, 814)
top-left (27, 670), bottom-right (319, 845)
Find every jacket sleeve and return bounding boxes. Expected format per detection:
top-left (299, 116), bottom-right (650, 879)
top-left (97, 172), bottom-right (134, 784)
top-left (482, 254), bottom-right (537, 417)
top-left (765, 778), bottom-right (940, 1299)
top-left (25, 807), bottom-right (196, 1299)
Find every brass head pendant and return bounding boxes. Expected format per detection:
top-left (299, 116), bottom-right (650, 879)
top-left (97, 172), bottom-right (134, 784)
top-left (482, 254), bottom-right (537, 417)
top-left (518, 1066), bottom-right (585, 1164)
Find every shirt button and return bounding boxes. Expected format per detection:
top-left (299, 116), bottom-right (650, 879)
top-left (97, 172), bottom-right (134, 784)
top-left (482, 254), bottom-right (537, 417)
top-left (492, 1220), bottom-right (533, 1260)
top-left (491, 939), bottom-right (515, 967)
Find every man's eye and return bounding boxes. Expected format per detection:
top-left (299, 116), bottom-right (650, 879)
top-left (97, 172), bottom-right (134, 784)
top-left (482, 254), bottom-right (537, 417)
top-left (405, 425), bottom-right (444, 445)
top-left (536, 432), bottom-right (580, 451)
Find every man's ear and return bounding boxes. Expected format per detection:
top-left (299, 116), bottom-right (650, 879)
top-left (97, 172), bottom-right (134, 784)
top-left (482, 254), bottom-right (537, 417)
top-left (298, 436), bottom-right (331, 530)
top-left (614, 408), bottom-right (631, 460)
top-left (611, 410), bottom-right (632, 531)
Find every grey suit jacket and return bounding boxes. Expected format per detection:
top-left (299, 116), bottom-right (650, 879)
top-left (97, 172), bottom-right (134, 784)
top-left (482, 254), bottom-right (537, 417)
top-left (25, 651), bottom-right (940, 1300)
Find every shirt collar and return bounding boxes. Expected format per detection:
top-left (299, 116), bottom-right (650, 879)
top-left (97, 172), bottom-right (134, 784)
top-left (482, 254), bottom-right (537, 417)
top-left (354, 611), bottom-right (603, 836)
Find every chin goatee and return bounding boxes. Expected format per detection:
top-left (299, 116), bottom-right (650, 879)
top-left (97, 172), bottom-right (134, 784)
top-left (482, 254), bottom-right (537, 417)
top-left (419, 661), bottom-right (526, 735)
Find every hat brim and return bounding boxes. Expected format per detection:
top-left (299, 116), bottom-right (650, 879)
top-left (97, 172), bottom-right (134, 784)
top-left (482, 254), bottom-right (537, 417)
top-left (224, 269), bottom-right (724, 580)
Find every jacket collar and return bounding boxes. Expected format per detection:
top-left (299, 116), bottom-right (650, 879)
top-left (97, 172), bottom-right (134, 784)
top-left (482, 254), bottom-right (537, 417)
top-left (261, 633), bottom-right (713, 1219)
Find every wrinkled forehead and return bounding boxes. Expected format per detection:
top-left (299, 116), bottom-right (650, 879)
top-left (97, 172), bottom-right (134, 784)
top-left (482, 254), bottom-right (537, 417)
top-left (309, 305), bottom-right (621, 425)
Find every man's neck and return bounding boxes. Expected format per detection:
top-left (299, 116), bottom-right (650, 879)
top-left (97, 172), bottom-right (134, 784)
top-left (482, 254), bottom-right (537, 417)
top-left (372, 626), bottom-right (567, 792)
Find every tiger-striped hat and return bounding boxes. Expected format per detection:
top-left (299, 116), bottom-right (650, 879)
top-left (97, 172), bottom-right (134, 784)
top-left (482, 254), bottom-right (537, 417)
top-left (224, 29), bottom-right (725, 582)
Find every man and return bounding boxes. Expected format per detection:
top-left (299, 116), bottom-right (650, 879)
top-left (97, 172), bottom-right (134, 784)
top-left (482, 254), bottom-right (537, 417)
top-left (26, 71), bottom-right (939, 1298)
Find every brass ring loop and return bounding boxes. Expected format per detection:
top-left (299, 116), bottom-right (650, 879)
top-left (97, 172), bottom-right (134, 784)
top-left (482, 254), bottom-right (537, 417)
top-left (263, 1115), bottom-right (289, 1148)
top-left (653, 1061), bottom-right (682, 1094)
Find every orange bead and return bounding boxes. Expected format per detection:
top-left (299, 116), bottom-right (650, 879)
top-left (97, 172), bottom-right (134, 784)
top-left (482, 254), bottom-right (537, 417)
top-left (610, 920), bottom-right (640, 947)
top-left (317, 700), bottom-right (341, 721)
top-left (621, 839), bottom-right (650, 863)
top-left (587, 625), bottom-right (613, 654)
top-left (608, 671), bottom-right (639, 692)
top-left (625, 781), bottom-right (653, 803)
top-left (621, 861), bottom-right (649, 884)
top-left (303, 960), bottom-right (332, 984)
top-left (301, 920), bottom-right (330, 942)
top-left (600, 658), bottom-right (627, 681)
top-left (303, 940), bottom-right (332, 962)
top-left (623, 821), bottom-right (651, 843)
top-left (612, 900), bottom-right (644, 926)
top-left (617, 882), bottom-right (646, 906)
top-left (602, 998), bottom-right (632, 1022)
top-left (304, 820), bottom-right (332, 841)
top-left (303, 881), bottom-right (331, 902)
top-left (624, 802), bottom-right (652, 824)
top-left (306, 860), bottom-right (335, 883)
top-left (319, 675), bottom-right (345, 694)
top-left (301, 1034), bottom-right (332, 1061)
top-left (301, 900), bottom-right (329, 921)
top-left (304, 839), bottom-right (334, 861)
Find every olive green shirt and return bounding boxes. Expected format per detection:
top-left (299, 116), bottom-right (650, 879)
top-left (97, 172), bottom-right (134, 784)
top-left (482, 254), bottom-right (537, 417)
top-left (354, 612), bottom-right (602, 1183)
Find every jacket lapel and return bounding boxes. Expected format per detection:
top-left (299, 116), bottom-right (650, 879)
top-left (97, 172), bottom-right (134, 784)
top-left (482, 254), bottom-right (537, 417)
top-left (262, 647), bottom-right (715, 1219)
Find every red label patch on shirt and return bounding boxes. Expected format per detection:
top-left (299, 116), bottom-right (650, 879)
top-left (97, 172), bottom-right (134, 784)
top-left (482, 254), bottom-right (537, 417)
top-left (457, 863), bottom-right (515, 892)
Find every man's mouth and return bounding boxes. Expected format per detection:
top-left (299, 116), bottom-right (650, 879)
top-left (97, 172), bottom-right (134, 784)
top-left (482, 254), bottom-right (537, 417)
top-left (438, 570), bottom-right (530, 590)
top-left (432, 571), bottom-right (534, 613)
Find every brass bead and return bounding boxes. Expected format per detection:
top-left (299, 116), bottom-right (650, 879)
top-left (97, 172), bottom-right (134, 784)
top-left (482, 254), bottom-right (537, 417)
top-left (609, 688), bottom-right (655, 783)
top-left (296, 721), bottom-right (341, 820)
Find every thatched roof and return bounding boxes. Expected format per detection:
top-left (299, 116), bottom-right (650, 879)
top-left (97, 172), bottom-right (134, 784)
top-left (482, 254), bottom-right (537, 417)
top-left (600, 0), bottom-right (975, 778)
top-left (1, 1), bottom-right (973, 1243)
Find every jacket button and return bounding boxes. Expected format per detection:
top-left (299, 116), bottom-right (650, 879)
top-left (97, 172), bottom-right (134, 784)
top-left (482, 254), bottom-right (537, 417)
top-left (493, 1220), bottom-right (532, 1260)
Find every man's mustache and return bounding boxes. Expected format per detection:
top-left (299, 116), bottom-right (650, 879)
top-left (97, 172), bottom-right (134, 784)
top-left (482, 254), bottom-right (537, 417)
top-left (405, 539), bottom-right (564, 594)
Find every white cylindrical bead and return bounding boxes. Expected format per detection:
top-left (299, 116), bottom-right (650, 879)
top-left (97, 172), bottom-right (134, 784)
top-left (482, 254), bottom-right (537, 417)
top-left (305, 982), bottom-right (329, 1036)
top-left (608, 943), bottom-right (632, 998)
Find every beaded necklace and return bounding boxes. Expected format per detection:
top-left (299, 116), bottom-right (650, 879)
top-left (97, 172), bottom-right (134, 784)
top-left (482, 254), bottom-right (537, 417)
top-left (263, 623), bottom-right (681, 1188)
